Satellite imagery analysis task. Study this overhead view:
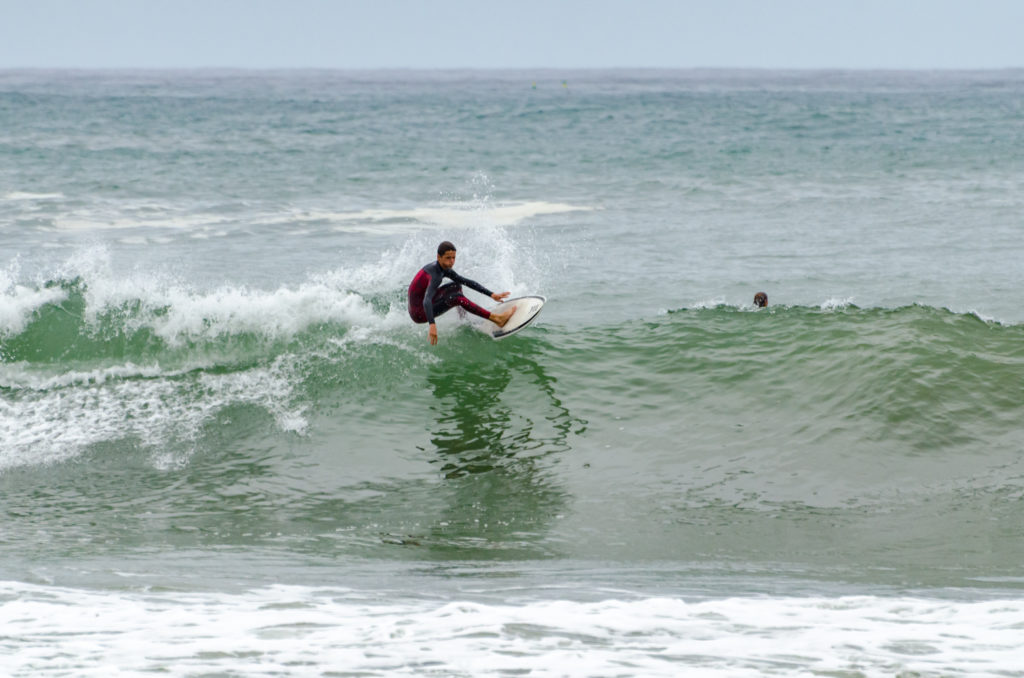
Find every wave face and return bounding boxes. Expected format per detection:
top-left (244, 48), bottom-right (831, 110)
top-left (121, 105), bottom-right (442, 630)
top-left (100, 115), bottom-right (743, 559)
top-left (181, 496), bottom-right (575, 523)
top-left (6, 277), bottom-right (1022, 467)
top-left (621, 303), bottom-right (1024, 459)
top-left (3, 276), bottom-right (1023, 583)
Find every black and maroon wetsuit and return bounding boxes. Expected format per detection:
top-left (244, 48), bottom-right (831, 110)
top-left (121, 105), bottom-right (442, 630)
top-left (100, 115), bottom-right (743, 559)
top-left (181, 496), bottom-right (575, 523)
top-left (407, 261), bottom-right (493, 324)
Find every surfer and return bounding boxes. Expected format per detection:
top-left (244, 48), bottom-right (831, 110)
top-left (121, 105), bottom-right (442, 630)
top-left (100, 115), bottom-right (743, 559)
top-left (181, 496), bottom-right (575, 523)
top-left (754, 292), bottom-right (768, 308)
top-left (408, 241), bottom-right (516, 345)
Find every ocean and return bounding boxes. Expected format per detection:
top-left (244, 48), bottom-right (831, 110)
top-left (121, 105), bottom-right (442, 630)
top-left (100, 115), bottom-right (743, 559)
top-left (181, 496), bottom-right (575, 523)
top-left (2, 68), bottom-right (1024, 676)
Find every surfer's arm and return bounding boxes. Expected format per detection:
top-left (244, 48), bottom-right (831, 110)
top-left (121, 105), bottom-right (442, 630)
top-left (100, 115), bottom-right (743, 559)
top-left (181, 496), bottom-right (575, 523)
top-left (422, 268), bottom-right (443, 324)
top-left (449, 270), bottom-right (508, 302)
top-left (446, 269), bottom-right (494, 298)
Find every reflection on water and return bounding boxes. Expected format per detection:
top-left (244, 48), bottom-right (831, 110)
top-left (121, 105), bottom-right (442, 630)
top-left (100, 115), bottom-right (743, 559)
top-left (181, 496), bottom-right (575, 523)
top-left (421, 336), bottom-right (586, 558)
top-left (427, 337), bottom-right (584, 477)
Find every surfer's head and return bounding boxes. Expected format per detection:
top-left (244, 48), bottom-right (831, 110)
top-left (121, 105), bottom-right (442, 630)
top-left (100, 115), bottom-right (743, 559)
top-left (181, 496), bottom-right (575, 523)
top-left (754, 292), bottom-right (768, 308)
top-left (437, 241), bottom-right (457, 269)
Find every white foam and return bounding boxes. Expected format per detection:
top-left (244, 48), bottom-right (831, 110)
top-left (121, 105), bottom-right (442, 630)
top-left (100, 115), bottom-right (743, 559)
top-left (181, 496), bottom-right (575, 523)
top-left (341, 201), bottom-right (591, 226)
top-left (44, 245), bottom-right (388, 346)
top-left (0, 356), bottom-right (304, 471)
top-left (0, 246), bottom-right (427, 470)
top-left (820, 296), bottom-right (855, 311)
top-left (34, 200), bottom-right (590, 235)
top-left (40, 198), bottom-right (590, 235)
top-left (143, 283), bottom-right (377, 346)
top-left (257, 201), bottom-right (593, 234)
top-left (8, 216), bottom-right (540, 351)
top-left (53, 212), bottom-right (233, 232)
top-left (956, 307), bottom-right (1006, 325)
top-left (690, 297), bottom-right (728, 310)
top-left (0, 262), bottom-right (68, 336)
top-left (1, 583), bottom-right (1020, 677)
top-left (0, 361), bottom-right (171, 391)
top-left (2, 191), bottom-right (64, 201)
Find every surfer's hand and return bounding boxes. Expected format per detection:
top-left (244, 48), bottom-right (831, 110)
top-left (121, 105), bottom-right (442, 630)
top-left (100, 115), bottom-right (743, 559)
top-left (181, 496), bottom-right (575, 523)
top-left (492, 291), bottom-right (510, 302)
top-left (428, 323), bottom-right (438, 345)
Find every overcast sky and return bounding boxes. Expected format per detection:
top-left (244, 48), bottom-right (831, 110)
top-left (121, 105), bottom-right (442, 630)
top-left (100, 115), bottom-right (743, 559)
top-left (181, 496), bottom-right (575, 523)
top-left (1, 0), bottom-right (1022, 70)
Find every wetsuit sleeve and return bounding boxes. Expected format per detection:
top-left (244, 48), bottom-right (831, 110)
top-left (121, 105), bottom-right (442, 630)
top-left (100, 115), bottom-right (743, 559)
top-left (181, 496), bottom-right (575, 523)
top-left (446, 269), bottom-right (493, 298)
top-left (422, 266), bottom-right (443, 324)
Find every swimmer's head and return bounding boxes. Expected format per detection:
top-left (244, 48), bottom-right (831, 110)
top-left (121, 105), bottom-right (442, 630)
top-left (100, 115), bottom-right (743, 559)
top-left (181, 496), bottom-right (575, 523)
top-left (754, 292), bottom-right (768, 308)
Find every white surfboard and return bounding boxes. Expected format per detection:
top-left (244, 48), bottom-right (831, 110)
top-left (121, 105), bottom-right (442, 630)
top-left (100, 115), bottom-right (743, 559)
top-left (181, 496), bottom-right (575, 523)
top-left (482, 295), bottom-right (546, 340)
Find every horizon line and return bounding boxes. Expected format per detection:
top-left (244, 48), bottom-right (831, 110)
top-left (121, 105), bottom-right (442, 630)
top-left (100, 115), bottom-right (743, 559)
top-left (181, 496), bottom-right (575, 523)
top-left (3, 65), bottom-right (1024, 73)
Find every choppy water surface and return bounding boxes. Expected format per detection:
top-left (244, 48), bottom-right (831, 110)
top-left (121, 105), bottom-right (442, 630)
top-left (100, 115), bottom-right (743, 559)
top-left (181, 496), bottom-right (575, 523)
top-left (2, 69), bottom-right (1024, 676)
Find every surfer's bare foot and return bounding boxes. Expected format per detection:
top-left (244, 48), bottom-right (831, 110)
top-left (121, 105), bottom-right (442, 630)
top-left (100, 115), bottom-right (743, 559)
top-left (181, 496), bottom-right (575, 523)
top-left (490, 306), bottom-right (517, 327)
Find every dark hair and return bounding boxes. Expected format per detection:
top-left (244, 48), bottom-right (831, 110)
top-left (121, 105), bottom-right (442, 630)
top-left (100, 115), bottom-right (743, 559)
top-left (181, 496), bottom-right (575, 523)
top-left (754, 292), bottom-right (768, 308)
top-left (437, 241), bottom-right (456, 256)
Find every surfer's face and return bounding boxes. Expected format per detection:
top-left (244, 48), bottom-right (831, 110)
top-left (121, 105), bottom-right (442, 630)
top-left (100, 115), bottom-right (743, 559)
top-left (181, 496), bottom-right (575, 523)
top-left (437, 250), bottom-right (456, 269)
